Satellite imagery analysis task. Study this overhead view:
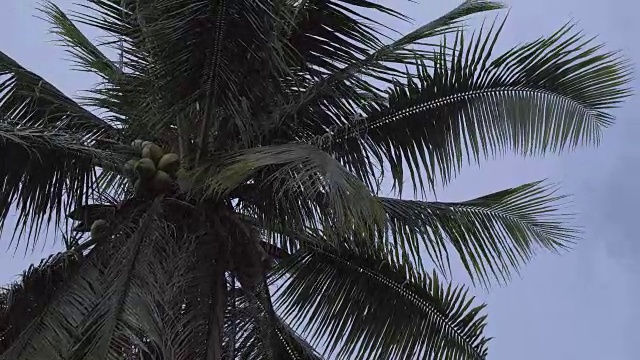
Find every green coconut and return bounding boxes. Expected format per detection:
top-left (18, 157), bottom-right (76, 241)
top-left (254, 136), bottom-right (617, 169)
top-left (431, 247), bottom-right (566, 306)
top-left (141, 143), bottom-right (163, 164)
top-left (90, 219), bottom-right (111, 241)
top-left (157, 153), bottom-right (180, 174)
top-left (152, 170), bottom-right (173, 193)
top-left (135, 158), bottom-right (157, 179)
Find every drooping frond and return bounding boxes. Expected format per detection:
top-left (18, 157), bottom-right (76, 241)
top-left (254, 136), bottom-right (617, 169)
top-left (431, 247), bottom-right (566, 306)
top-left (126, 213), bottom-right (221, 360)
top-left (273, 241), bottom-right (490, 360)
top-left (225, 287), bottom-right (324, 360)
top-left (0, 248), bottom-right (104, 359)
top-left (0, 122), bottom-right (120, 246)
top-left (20, 199), bottom-right (235, 360)
top-left (67, 199), bottom-right (164, 359)
top-left (0, 250), bottom-right (83, 354)
top-left (73, 0), bottom-right (291, 148)
top-left (0, 198), bottom-right (176, 360)
top-left (0, 51), bottom-right (116, 137)
top-left (40, 1), bottom-right (121, 81)
top-left (283, 0), bottom-right (506, 118)
top-left (284, 0), bottom-right (406, 77)
top-left (379, 180), bottom-right (578, 286)
top-left (168, 231), bottom-right (228, 360)
top-left (196, 143), bottom-right (385, 233)
top-left (314, 20), bottom-right (633, 195)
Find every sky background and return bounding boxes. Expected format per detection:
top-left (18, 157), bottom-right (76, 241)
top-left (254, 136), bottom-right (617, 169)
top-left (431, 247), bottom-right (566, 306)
top-left (1, 0), bottom-right (638, 359)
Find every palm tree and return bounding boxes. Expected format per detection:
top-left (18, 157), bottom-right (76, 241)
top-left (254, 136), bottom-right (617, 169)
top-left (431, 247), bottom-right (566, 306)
top-left (0, 0), bottom-right (631, 358)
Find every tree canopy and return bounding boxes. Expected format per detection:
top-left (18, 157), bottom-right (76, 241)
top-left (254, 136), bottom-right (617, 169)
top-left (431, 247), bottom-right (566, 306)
top-left (0, 0), bottom-right (632, 359)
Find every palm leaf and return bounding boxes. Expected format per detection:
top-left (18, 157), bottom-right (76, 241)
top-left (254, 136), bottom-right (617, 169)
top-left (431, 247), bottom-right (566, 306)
top-left (379, 180), bottom-right (578, 286)
top-left (0, 248), bottom-right (104, 359)
top-left (0, 50), bottom-right (116, 136)
top-left (272, 241), bottom-right (490, 359)
top-left (0, 250), bottom-right (84, 354)
top-left (282, 0), bottom-right (505, 118)
top-left (125, 212), bottom-right (219, 360)
top-left (68, 199), bottom-right (163, 359)
top-left (284, 0), bottom-right (406, 76)
top-left (0, 122), bottom-right (120, 246)
top-left (70, 0), bottom-right (284, 152)
top-left (225, 287), bottom-right (324, 360)
top-left (241, 178), bottom-right (575, 289)
top-left (0, 202), bottom-right (168, 360)
top-left (196, 143), bottom-right (385, 233)
top-left (271, 315), bottom-right (324, 360)
top-left (40, 1), bottom-right (121, 81)
top-left (314, 20), bottom-right (632, 194)
top-left (65, 200), bottom-right (230, 360)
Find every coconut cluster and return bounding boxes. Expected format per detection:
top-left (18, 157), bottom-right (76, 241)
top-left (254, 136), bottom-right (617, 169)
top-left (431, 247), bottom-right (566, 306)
top-left (125, 140), bottom-right (181, 197)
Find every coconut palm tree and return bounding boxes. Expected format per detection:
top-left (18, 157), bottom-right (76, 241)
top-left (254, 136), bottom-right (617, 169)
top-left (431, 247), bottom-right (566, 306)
top-left (0, 0), bottom-right (631, 359)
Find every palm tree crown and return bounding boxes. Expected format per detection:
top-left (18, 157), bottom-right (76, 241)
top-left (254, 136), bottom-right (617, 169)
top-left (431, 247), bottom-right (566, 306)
top-left (0, 0), bottom-right (632, 359)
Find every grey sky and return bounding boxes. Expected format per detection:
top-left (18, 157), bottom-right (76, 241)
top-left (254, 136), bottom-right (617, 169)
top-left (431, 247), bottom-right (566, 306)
top-left (1, 0), bottom-right (638, 359)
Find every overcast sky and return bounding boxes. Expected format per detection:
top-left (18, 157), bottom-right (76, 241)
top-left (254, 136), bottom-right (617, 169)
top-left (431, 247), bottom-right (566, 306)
top-left (1, 1), bottom-right (638, 359)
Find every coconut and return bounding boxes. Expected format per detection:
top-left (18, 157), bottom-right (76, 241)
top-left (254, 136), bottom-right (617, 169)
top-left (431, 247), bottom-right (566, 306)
top-left (141, 143), bottom-right (163, 164)
top-left (152, 170), bottom-right (173, 194)
top-left (131, 139), bottom-right (144, 149)
top-left (90, 219), bottom-right (111, 241)
top-left (157, 153), bottom-right (180, 174)
top-left (135, 158), bottom-right (157, 179)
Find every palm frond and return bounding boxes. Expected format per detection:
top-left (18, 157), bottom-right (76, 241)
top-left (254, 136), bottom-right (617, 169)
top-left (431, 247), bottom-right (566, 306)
top-left (282, 0), bottom-right (505, 118)
top-left (68, 199), bottom-right (162, 359)
top-left (40, 1), bottom-right (121, 81)
top-left (314, 20), bottom-right (632, 194)
top-left (0, 122), bottom-right (120, 247)
top-left (225, 288), bottom-right (324, 360)
top-left (0, 250), bottom-right (84, 354)
top-left (379, 180), bottom-right (578, 286)
top-left (0, 248), bottom-right (104, 359)
top-left (0, 201), bottom-right (171, 360)
top-left (178, 237), bottom-right (227, 360)
top-left (128, 213), bottom-right (216, 360)
top-left (77, 0), bottom-right (286, 141)
top-left (0, 50), bottom-right (116, 136)
top-left (271, 315), bottom-right (325, 360)
top-left (242, 178), bottom-right (574, 289)
top-left (196, 143), bottom-right (385, 233)
top-left (272, 241), bottom-right (490, 359)
top-left (284, 0), bottom-right (406, 76)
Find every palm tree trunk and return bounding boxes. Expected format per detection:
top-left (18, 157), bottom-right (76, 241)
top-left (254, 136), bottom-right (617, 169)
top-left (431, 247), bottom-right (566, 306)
top-left (206, 260), bottom-right (226, 360)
